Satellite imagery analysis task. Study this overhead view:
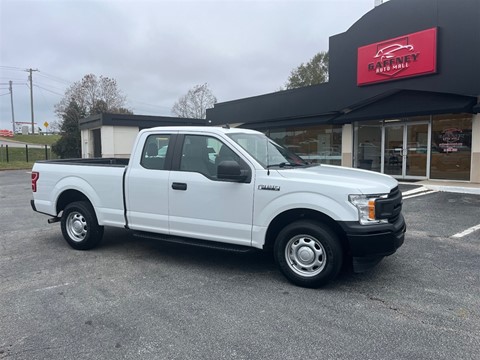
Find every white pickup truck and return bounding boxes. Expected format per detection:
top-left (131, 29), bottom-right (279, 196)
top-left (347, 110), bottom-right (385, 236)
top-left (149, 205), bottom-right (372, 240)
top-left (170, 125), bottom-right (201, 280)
top-left (31, 126), bottom-right (405, 288)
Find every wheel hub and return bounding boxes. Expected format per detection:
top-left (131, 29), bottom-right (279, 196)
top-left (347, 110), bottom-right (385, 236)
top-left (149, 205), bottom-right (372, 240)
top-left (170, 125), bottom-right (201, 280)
top-left (66, 212), bottom-right (88, 242)
top-left (285, 234), bottom-right (327, 277)
top-left (297, 246), bottom-right (315, 264)
top-left (72, 220), bottom-right (84, 234)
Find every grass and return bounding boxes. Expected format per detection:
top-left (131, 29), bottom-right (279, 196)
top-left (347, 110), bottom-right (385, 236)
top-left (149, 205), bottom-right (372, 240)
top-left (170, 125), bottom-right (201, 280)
top-left (0, 135), bottom-right (60, 170)
top-left (0, 161), bottom-right (35, 171)
top-left (2, 134), bottom-right (61, 146)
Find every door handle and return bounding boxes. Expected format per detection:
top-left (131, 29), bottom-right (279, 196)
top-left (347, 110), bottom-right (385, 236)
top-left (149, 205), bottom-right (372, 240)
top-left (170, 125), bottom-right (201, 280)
top-left (172, 182), bottom-right (187, 191)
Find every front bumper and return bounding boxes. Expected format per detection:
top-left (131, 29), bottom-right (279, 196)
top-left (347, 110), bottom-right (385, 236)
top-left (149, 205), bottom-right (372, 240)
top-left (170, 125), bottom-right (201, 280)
top-left (338, 214), bottom-right (406, 272)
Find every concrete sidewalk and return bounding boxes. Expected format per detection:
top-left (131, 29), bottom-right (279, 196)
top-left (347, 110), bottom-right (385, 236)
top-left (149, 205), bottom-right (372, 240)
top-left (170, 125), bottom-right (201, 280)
top-left (399, 180), bottom-right (480, 195)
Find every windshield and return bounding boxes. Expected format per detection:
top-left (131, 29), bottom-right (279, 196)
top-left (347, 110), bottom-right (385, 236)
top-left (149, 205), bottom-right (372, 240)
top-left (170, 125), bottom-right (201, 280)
top-left (228, 133), bottom-right (309, 168)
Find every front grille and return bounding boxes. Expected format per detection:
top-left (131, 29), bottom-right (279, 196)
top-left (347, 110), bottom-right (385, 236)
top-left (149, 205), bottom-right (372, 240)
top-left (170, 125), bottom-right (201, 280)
top-left (375, 186), bottom-right (403, 223)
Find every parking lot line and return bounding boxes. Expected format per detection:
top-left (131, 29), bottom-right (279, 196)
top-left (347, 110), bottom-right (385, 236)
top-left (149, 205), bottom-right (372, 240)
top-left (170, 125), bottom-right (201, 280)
top-left (402, 186), bottom-right (438, 199)
top-left (451, 224), bottom-right (480, 239)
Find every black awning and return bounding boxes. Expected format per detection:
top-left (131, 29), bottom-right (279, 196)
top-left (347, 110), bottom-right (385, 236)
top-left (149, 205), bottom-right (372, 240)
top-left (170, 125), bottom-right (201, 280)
top-left (332, 90), bottom-right (477, 123)
top-left (237, 114), bottom-right (337, 130)
top-left (473, 103), bottom-right (480, 113)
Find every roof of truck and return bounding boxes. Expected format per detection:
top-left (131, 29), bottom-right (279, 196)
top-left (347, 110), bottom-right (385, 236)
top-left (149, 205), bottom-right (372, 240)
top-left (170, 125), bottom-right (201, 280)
top-left (141, 126), bottom-right (261, 135)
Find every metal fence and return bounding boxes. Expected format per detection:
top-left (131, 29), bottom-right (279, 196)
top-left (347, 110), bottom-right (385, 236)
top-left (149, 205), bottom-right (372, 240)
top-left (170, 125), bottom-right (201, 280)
top-left (0, 144), bottom-right (58, 163)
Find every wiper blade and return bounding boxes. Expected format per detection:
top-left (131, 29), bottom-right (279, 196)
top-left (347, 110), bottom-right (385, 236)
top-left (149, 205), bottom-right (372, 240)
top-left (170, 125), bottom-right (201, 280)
top-left (266, 162), bottom-right (307, 169)
top-left (266, 162), bottom-right (287, 169)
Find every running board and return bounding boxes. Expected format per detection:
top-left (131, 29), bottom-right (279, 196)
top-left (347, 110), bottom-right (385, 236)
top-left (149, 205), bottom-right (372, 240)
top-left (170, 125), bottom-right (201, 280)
top-left (132, 231), bottom-right (253, 253)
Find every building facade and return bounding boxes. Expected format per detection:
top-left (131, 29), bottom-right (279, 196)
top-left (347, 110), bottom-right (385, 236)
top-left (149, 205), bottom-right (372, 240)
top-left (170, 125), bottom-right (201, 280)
top-left (206, 0), bottom-right (480, 183)
top-left (79, 113), bottom-right (205, 158)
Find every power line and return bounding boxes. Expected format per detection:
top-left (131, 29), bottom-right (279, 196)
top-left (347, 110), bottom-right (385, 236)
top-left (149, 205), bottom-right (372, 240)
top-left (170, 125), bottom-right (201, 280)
top-left (34, 84), bottom-right (63, 97)
top-left (0, 65), bottom-right (25, 71)
top-left (0, 82), bottom-right (26, 85)
top-left (37, 71), bottom-right (71, 85)
top-left (0, 92), bottom-right (10, 96)
top-left (34, 80), bottom-right (65, 92)
top-left (0, 77), bottom-right (26, 81)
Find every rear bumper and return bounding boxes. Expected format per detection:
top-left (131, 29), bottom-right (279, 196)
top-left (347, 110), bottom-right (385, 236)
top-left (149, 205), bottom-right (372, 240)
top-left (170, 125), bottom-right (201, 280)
top-left (338, 214), bottom-right (406, 271)
top-left (31, 199), bottom-right (55, 218)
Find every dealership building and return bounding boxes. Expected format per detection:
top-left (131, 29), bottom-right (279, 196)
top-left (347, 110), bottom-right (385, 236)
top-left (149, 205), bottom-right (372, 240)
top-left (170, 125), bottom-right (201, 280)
top-left (206, 0), bottom-right (480, 183)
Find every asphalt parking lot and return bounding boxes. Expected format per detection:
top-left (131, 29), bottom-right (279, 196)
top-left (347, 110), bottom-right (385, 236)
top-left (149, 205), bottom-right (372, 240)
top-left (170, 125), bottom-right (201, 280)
top-left (1, 170), bottom-right (479, 359)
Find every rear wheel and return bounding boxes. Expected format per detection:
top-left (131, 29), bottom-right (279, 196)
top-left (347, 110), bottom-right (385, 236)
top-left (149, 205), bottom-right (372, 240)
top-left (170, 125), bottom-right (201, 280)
top-left (274, 220), bottom-right (343, 288)
top-left (61, 201), bottom-right (104, 250)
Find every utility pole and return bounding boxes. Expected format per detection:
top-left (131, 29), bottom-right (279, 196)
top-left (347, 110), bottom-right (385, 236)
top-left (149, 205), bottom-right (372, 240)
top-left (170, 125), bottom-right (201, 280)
top-left (26, 68), bottom-right (39, 134)
top-left (9, 80), bottom-right (15, 133)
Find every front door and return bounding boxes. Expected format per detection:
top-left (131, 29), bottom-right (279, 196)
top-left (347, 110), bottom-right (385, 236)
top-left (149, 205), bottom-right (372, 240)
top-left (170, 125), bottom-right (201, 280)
top-left (383, 122), bottom-right (430, 179)
top-left (168, 134), bottom-right (255, 246)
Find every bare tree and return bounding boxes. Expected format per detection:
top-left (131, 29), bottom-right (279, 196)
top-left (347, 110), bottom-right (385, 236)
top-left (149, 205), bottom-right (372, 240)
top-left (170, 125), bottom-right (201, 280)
top-left (172, 83), bottom-right (217, 119)
top-left (54, 74), bottom-right (131, 118)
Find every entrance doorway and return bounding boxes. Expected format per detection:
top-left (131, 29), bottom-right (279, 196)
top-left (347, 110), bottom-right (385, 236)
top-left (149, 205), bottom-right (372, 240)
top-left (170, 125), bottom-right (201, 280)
top-left (92, 129), bottom-right (102, 158)
top-left (383, 122), bottom-right (430, 179)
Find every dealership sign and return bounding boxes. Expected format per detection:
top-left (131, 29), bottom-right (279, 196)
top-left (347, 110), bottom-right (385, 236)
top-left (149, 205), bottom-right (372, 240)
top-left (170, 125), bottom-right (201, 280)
top-left (357, 28), bottom-right (437, 86)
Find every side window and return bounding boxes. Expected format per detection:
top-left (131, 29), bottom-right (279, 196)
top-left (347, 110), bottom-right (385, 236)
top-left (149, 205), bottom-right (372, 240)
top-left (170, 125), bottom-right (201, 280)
top-left (180, 135), bottom-right (243, 178)
top-left (140, 134), bottom-right (170, 170)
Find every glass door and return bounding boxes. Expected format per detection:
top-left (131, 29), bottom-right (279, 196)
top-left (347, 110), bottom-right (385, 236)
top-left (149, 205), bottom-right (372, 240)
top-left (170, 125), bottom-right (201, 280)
top-left (405, 123), bottom-right (429, 177)
top-left (383, 122), bottom-right (430, 179)
top-left (383, 125), bottom-right (404, 177)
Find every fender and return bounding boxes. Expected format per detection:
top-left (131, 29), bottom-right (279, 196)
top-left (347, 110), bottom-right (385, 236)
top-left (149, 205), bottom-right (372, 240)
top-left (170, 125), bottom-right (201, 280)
top-left (255, 191), bottom-right (358, 226)
top-left (251, 191), bottom-right (358, 249)
top-left (53, 176), bottom-right (101, 216)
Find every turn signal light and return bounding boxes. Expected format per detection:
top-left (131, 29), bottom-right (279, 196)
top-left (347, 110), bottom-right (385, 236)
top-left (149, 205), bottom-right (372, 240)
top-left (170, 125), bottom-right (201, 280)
top-left (368, 199), bottom-right (376, 220)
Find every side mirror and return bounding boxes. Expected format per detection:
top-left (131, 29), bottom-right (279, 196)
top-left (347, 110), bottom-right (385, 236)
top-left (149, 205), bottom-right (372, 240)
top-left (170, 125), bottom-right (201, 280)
top-left (217, 160), bottom-right (249, 182)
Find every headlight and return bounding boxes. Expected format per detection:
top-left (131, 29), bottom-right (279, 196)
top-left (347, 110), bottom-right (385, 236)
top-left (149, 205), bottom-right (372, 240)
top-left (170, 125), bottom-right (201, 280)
top-left (348, 194), bottom-right (388, 225)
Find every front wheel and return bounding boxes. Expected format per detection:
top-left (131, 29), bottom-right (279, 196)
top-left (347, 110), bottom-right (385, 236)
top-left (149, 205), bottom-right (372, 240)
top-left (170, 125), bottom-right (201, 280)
top-left (274, 221), bottom-right (343, 288)
top-left (61, 201), bottom-right (104, 250)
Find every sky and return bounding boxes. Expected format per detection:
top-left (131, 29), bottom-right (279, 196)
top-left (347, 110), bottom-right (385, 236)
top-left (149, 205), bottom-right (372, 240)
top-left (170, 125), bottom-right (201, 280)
top-left (0, 0), bottom-right (376, 131)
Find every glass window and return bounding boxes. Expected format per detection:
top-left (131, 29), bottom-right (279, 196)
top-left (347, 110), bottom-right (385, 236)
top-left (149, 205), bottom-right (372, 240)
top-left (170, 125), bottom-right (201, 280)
top-left (140, 134), bottom-right (171, 170)
top-left (180, 135), bottom-right (216, 177)
top-left (431, 114), bottom-right (472, 181)
top-left (179, 135), bottom-right (245, 179)
top-left (268, 125), bottom-right (342, 165)
top-left (354, 120), bottom-right (382, 172)
top-left (228, 132), bottom-right (306, 168)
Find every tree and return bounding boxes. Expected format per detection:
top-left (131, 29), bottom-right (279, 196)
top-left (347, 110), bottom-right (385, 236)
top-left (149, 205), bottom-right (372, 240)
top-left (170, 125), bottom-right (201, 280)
top-left (52, 100), bottom-right (85, 158)
top-left (284, 51), bottom-right (329, 89)
top-left (172, 83), bottom-right (217, 119)
top-left (53, 74), bottom-right (132, 158)
top-left (54, 74), bottom-right (132, 118)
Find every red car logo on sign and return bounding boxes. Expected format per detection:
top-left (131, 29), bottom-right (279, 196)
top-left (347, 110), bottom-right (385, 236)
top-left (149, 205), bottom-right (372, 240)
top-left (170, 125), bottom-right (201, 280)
top-left (357, 28), bottom-right (437, 86)
top-left (374, 43), bottom-right (414, 60)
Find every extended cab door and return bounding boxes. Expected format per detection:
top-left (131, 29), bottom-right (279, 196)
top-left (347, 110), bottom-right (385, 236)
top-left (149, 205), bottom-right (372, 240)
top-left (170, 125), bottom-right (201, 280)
top-left (168, 134), bottom-right (255, 246)
top-left (125, 132), bottom-right (174, 234)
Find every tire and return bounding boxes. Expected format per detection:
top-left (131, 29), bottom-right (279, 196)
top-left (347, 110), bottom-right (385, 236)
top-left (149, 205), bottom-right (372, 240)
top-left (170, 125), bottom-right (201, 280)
top-left (274, 220), bottom-right (343, 288)
top-left (60, 201), bottom-right (104, 250)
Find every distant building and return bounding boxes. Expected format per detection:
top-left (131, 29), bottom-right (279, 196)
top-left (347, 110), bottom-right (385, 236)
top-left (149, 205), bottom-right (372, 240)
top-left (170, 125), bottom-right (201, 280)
top-left (15, 122), bottom-right (37, 134)
top-left (78, 113), bottom-right (205, 158)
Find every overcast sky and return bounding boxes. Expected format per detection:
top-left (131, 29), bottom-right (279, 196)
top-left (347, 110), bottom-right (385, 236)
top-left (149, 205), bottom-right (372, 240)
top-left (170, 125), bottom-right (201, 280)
top-left (0, 0), bottom-right (375, 131)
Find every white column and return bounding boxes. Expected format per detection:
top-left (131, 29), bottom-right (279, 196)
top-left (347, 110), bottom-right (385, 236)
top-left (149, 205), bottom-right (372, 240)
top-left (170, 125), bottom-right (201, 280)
top-left (341, 124), bottom-right (353, 167)
top-left (80, 129), bottom-right (88, 158)
top-left (471, 112), bottom-right (480, 183)
top-left (101, 126), bottom-right (115, 158)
